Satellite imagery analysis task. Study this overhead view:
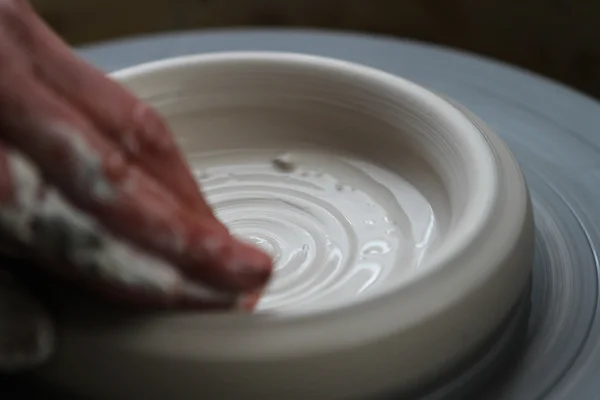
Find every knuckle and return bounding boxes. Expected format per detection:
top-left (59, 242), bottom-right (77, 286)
top-left (0, 0), bottom-right (25, 22)
top-left (126, 103), bottom-right (176, 154)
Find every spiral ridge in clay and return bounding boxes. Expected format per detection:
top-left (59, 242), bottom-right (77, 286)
top-left (192, 149), bottom-right (437, 313)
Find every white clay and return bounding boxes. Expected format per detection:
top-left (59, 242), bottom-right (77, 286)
top-left (48, 122), bottom-right (118, 204)
top-left (37, 53), bottom-right (534, 400)
top-left (197, 148), bottom-right (436, 312)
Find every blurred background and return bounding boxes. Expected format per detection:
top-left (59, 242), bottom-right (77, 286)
top-left (31, 0), bottom-right (600, 99)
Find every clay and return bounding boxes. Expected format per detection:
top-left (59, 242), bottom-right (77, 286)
top-left (195, 148), bottom-right (437, 312)
top-left (38, 52), bottom-right (533, 400)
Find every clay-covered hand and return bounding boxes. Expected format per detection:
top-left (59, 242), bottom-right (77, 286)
top-left (0, 0), bottom-right (273, 371)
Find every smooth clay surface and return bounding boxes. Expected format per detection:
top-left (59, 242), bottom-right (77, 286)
top-left (61, 29), bottom-right (600, 400)
top-left (129, 52), bottom-right (494, 315)
top-left (190, 149), bottom-right (439, 313)
top-left (37, 52), bottom-right (534, 400)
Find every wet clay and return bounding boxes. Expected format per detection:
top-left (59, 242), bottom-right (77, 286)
top-left (190, 148), bottom-right (440, 313)
top-left (35, 52), bottom-right (534, 400)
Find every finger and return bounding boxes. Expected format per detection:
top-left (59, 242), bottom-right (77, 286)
top-left (0, 9), bottom-right (273, 296)
top-left (79, 278), bottom-right (257, 311)
top-left (0, 230), bottom-right (254, 313)
top-left (0, 270), bottom-right (54, 372)
top-left (1, 145), bottom-right (268, 309)
top-left (7, 0), bottom-right (211, 213)
top-left (239, 291), bottom-right (264, 310)
top-left (0, 18), bottom-right (272, 294)
top-left (13, 257), bottom-right (259, 313)
top-left (0, 145), bottom-right (250, 310)
top-left (0, 45), bottom-right (272, 294)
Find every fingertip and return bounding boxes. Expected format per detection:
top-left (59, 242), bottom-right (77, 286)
top-left (238, 291), bottom-right (264, 312)
top-left (191, 230), bottom-right (274, 292)
top-left (226, 239), bottom-right (274, 289)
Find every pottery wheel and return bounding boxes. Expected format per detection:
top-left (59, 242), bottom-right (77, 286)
top-left (8, 29), bottom-right (592, 399)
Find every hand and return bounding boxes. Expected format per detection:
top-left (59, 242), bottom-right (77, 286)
top-left (0, 0), bottom-right (273, 371)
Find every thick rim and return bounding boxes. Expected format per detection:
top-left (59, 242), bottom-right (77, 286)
top-left (107, 52), bottom-right (501, 344)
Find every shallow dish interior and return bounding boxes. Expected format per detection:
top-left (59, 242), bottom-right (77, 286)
top-left (118, 54), bottom-right (487, 315)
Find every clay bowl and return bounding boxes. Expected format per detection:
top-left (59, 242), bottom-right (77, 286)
top-left (38, 53), bottom-right (534, 399)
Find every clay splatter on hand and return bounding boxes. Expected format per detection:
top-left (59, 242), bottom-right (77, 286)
top-left (0, 0), bottom-right (273, 311)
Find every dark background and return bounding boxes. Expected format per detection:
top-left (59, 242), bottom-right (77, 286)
top-left (32, 0), bottom-right (600, 99)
